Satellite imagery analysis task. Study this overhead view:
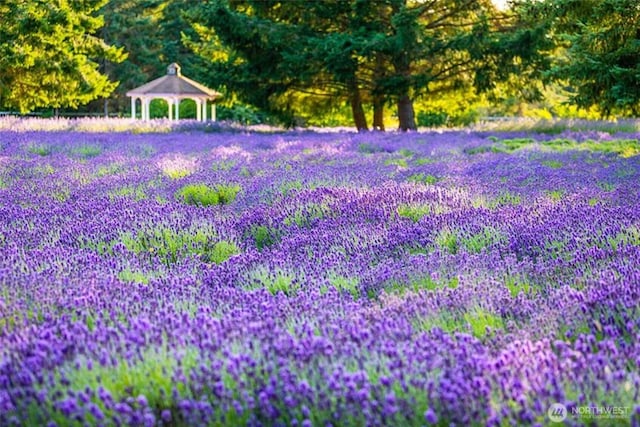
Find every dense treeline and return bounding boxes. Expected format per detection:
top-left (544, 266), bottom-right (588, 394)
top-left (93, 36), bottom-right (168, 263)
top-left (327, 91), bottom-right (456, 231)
top-left (0, 0), bottom-right (638, 129)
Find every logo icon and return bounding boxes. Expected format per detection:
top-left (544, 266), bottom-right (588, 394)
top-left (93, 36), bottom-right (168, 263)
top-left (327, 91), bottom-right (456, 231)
top-left (548, 403), bottom-right (568, 423)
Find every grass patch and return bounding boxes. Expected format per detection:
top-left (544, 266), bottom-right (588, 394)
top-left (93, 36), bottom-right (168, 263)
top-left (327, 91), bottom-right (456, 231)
top-left (71, 144), bottom-right (102, 159)
top-left (283, 203), bottom-right (330, 228)
top-left (95, 163), bottom-right (125, 177)
top-left (546, 189), bottom-right (565, 201)
top-left (176, 183), bottom-right (240, 206)
top-left (407, 173), bottom-right (439, 185)
top-left (414, 157), bottom-right (436, 165)
top-left (206, 240), bottom-right (241, 264)
top-left (57, 346), bottom-right (199, 417)
top-left (463, 145), bottom-right (494, 155)
top-left (388, 275), bottom-right (459, 295)
top-left (460, 227), bottom-right (507, 254)
top-left (541, 160), bottom-right (563, 169)
top-left (326, 273), bottom-right (360, 299)
top-left (505, 275), bottom-right (534, 298)
top-left (385, 158), bottom-right (409, 168)
top-left (489, 191), bottom-right (521, 209)
top-left (27, 144), bottom-right (54, 156)
top-left (413, 306), bottom-right (504, 339)
top-left (118, 269), bottom-right (151, 284)
top-left (250, 225), bottom-right (281, 251)
top-left (118, 224), bottom-right (238, 266)
top-left (435, 228), bottom-right (459, 255)
top-left (246, 267), bottom-right (298, 296)
top-left (108, 184), bottom-right (147, 201)
top-left (397, 203), bottom-right (433, 222)
top-left (499, 138), bottom-right (535, 152)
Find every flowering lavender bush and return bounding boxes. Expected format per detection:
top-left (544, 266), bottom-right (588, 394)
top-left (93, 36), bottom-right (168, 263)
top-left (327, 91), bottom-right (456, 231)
top-left (1, 122), bottom-right (639, 426)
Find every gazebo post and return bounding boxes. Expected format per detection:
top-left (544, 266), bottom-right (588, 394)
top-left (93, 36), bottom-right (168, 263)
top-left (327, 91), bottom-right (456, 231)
top-left (202, 100), bottom-right (207, 122)
top-left (131, 97), bottom-right (136, 119)
top-left (167, 98), bottom-right (173, 121)
top-left (196, 99), bottom-right (202, 121)
top-left (211, 103), bottom-right (216, 122)
top-left (175, 100), bottom-right (180, 120)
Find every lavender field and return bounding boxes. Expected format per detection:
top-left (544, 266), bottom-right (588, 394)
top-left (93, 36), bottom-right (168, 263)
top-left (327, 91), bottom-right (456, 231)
top-left (1, 123), bottom-right (639, 426)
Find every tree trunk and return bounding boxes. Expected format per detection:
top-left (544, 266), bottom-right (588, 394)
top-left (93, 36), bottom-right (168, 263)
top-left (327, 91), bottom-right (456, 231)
top-left (349, 81), bottom-right (368, 132)
top-left (397, 94), bottom-right (416, 131)
top-left (373, 95), bottom-right (385, 131)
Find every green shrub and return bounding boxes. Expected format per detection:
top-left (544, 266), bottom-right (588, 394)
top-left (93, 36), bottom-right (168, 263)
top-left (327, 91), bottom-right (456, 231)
top-left (417, 110), bottom-right (448, 127)
top-left (408, 173), bottom-right (439, 185)
top-left (397, 204), bottom-right (432, 222)
top-left (435, 228), bottom-right (459, 255)
top-left (71, 144), bottom-right (102, 159)
top-left (461, 227), bottom-right (506, 254)
top-left (251, 225), bottom-right (280, 250)
top-left (119, 225), bottom-right (238, 266)
top-left (176, 183), bottom-right (241, 206)
top-left (246, 267), bottom-right (298, 296)
top-left (541, 160), bottom-right (563, 169)
top-left (206, 240), bottom-right (240, 264)
top-left (27, 144), bottom-right (53, 156)
top-left (327, 274), bottom-right (360, 299)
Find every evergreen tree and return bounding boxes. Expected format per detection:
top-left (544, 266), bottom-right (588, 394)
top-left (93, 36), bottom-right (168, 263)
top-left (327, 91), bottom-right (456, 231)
top-left (0, 0), bottom-right (125, 113)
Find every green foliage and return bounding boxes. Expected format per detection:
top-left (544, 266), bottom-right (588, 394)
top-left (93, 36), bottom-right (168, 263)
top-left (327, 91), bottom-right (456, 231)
top-left (108, 184), bottom-right (147, 201)
top-left (500, 138), bottom-right (535, 152)
top-left (59, 346), bottom-right (199, 414)
top-left (435, 229), bottom-right (459, 255)
top-left (413, 306), bottom-right (503, 339)
top-left (206, 240), bottom-right (240, 264)
top-left (546, 189), bottom-right (565, 201)
top-left (27, 144), bottom-right (54, 156)
top-left (176, 183), bottom-right (240, 206)
top-left (283, 203), bottom-right (329, 228)
top-left (414, 157), bottom-right (436, 165)
top-left (246, 267), bottom-right (297, 296)
top-left (95, 163), bottom-right (125, 177)
top-left (118, 269), bottom-right (150, 284)
top-left (464, 308), bottom-right (505, 339)
top-left (416, 110), bottom-right (448, 128)
top-left (489, 191), bottom-right (522, 209)
top-left (385, 158), bottom-right (409, 168)
top-left (461, 227), bottom-right (507, 254)
top-left (211, 160), bottom-right (236, 171)
top-left (250, 225), bottom-right (281, 251)
top-left (119, 224), bottom-right (236, 266)
top-left (505, 275), bottom-right (533, 298)
top-left (0, 0), bottom-right (125, 112)
top-left (541, 160), bottom-right (563, 169)
top-left (389, 275), bottom-right (459, 295)
top-left (397, 204), bottom-right (432, 223)
top-left (327, 273), bottom-right (360, 300)
top-left (535, 0), bottom-right (640, 116)
top-left (407, 173), bottom-right (439, 185)
top-left (71, 144), bottom-right (102, 159)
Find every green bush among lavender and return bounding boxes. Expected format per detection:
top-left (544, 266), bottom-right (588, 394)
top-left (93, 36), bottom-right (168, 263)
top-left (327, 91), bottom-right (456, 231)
top-left (176, 183), bottom-right (241, 206)
top-left (1, 124), bottom-right (640, 427)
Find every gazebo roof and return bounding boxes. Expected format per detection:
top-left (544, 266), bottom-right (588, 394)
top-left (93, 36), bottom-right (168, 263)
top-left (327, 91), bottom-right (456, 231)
top-left (126, 63), bottom-right (220, 99)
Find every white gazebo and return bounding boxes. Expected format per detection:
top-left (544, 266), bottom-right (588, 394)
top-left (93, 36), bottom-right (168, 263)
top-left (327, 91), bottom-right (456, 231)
top-left (126, 63), bottom-right (221, 121)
